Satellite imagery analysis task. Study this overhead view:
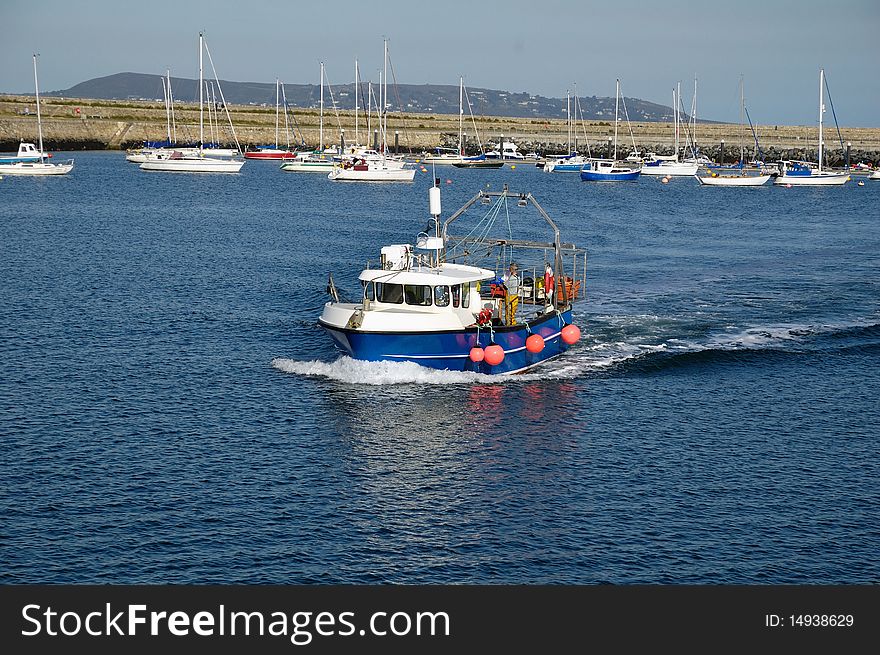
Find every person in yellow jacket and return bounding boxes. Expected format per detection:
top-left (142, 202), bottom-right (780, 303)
top-left (502, 262), bottom-right (520, 325)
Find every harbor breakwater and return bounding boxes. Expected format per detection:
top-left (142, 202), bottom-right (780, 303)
top-left (2, 94), bottom-right (879, 165)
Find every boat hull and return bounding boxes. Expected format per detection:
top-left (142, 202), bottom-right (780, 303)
top-left (580, 169), bottom-right (640, 182)
top-left (0, 160), bottom-right (74, 175)
top-left (640, 162), bottom-right (700, 176)
top-left (139, 157), bottom-right (244, 173)
top-left (773, 172), bottom-right (849, 186)
top-left (328, 167), bottom-right (416, 182)
top-left (319, 308), bottom-right (575, 375)
top-left (244, 149), bottom-right (296, 160)
top-left (696, 174), bottom-right (771, 186)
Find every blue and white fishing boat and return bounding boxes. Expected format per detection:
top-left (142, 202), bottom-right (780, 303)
top-left (318, 183), bottom-right (587, 375)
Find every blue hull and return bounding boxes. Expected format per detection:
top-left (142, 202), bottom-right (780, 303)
top-left (550, 163), bottom-right (585, 172)
top-left (319, 309), bottom-right (575, 375)
top-left (580, 170), bottom-right (640, 182)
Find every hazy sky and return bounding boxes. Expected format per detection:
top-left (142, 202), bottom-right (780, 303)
top-left (3, 0), bottom-right (878, 126)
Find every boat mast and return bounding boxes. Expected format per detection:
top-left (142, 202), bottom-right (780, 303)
top-left (818, 67), bottom-right (824, 173)
top-left (199, 32), bottom-right (204, 151)
top-left (382, 38), bottom-right (388, 155)
top-left (275, 78), bottom-right (280, 149)
top-left (319, 62), bottom-right (324, 152)
top-left (739, 75), bottom-right (745, 165)
top-left (33, 54), bottom-right (44, 157)
top-left (674, 84), bottom-right (679, 158)
top-left (458, 76), bottom-right (464, 155)
top-left (613, 79), bottom-right (620, 161)
top-left (167, 70), bottom-right (177, 144)
top-left (354, 59), bottom-right (359, 147)
top-left (566, 89), bottom-right (571, 155)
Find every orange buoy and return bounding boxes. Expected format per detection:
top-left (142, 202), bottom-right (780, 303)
top-left (526, 334), bottom-right (545, 353)
top-left (483, 344), bottom-right (505, 365)
top-left (561, 324), bottom-right (581, 345)
top-left (469, 346), bottom-right (485, 363)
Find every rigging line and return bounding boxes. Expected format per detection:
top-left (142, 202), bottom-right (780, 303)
top-left (322, 68), bottom-right (344, 135)
top-left (447, 195), bottom-right (505, 255)
top-left (823, 74), bottom-right (846, 154)
top-left (387, 50), bottom-right (413, 153)
top-left (744, 106), bottom-right (763, 162)
top-left (462, 84), bottom-right (485, 154)
top-left (202, 38), bottom-right (241, 153)
top-left (619, 87), bottom-right (638, 154)
top-left (575, 94), bottom-right (592, 158)
top-left (677, 95), bottom-right (697, 158)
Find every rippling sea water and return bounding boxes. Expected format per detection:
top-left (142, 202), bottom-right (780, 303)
top-left (1, 153), bottom-right (878, 584)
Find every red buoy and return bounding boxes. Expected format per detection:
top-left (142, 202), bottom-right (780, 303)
top-left (525, 334), bottom-right (545, 353)
top-left (483, 344), bottom-right (505, 366)
top-left (469, 346), bottom-right (485, 362)
top-left (561, 324), bottom-right (581, 345)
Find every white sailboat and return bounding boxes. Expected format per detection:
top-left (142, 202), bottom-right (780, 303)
top-left (280, 62), bottom-right (340, 173)
top-left (328, 40), bottom-right (415, 182)
top-left (0, 55), bottom-right (74, 176)
top-left (422, 77), bottom-right (466, 165)
top-left (543, 88), bottom-right (590, 172)
top-left (641, 83), bottom-right (699, 177)
top-left (140, 33), bottom-right (244, 173)
top-left (697, 77), bottom-right (771, 187)
top-left (773, 68), bottom-right (849, 186)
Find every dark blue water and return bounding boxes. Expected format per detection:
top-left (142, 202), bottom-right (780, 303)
top-left (2, 153), bottom-right (878, 584)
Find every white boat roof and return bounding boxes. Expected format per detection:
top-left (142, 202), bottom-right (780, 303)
top-left (359, 262), bottom-right (494, 285)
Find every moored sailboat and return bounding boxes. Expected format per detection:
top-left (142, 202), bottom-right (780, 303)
top-left (0, 55), bottom-right (74, 176)
top-left (697, 77), bottom-right (771, 186)
top-left (772, 68), bottom-right (849, 186)
top-left (580, 79), bottom-right (639, 182)
top-left (140, 33), bottom-right (244, 173)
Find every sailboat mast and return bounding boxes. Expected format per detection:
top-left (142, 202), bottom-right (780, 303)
top-left (458, 76), bottom-right (464, 155)
top-left (382, 39), bottom-right (388, 154)
top-left (275, 78), bottom-right (280, 148)
top-left (199, 33), bottom-right (204, 149)
top-left (818, 67), bottom-right (824, 173)
top-left (675, 82), bottom-right (680, 157)
top-left (354, 59), bottom-right (359, 147)
top-left (739, 75), bottom-right (745, 165)
top-left (167, 70), bottom-right (176, 143)
top-left (566, 90), bottom-right (571, 154)
top-left (33, 54), bottom-right (44, 156)
top-left (613, 79), bottom-right (620, 161)
top-left (319, 62), bottom-right (325, 152)
top-left (162, 76), bottom-right (170, 143)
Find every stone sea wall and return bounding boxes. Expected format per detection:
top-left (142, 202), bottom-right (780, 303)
top-left (2, 94), bottom-right (879, 165)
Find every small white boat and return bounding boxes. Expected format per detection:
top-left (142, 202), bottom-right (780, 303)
top-left (279, 151), bottom-right (338, 173)
top-left (696, 172), bottom-right (771, 186)
top-left (327, 157), bottom-right (415, 182)
top-left (139, 150), bottom-right (244, 173)
top-left (773, 160), bottom-right (849, 186)
top-left (422, 147), bottom-right (465, 165)
top-left (640, 160), bottom-right (699, 176)
top-left (0, 55), bottom-right (73, 176)
top-left (869, 169), bottom-right (880, 180)
top-left (0, 142), bottom-right (45, 164)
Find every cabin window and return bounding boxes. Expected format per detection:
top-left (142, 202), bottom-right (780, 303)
top-left (434, 285), bottom-right (450, 307)
top-left (451, 284), bottom-right (460, 308)
top-left (462, 283), bottom-right (470, 308)
top-left (363, 280), bottom-right (375, 301)
top-left (375, 282), bottom-right (403, 304)
top-left (404, 284), bottom-right (432, 306)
